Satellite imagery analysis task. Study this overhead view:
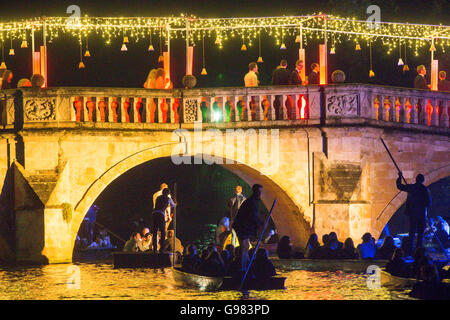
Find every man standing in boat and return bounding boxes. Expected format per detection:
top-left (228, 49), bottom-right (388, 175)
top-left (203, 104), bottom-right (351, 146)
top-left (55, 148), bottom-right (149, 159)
top-left (232, 184), bottom-right (264, 275)
top-left (152, 188), bottom-right (176, 253)
top-left (227, 185), bottom-right (246, 225)
top-left (396, 172), bottom-right (431, 256)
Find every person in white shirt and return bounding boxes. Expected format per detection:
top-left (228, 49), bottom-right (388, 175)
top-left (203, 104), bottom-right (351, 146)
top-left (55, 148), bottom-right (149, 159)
top-left (244, 62), bottom-right (259, 87)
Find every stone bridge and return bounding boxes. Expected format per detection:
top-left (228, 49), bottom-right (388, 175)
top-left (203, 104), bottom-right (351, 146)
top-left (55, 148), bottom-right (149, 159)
top-left (0, 83), bottom-right (449, 264)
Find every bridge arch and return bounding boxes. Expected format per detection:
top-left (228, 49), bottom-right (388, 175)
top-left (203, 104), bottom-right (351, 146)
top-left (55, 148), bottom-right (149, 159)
top-left (374, 165), bottom-right (450, 238)
top-left (70, 142), bottom-right (312, 255)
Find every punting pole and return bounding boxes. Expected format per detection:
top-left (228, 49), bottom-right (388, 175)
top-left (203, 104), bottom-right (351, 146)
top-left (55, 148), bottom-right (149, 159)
top-left (239, 199), bottom-right (277, 292)
top-left (379, 137), bottom-right (449, 261)
top-left (173, 182), bottom-right (177, 267)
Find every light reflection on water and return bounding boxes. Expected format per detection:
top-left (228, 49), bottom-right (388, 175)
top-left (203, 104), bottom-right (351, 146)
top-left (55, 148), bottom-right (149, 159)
top-left (0, 262), bottom-right (411, 300)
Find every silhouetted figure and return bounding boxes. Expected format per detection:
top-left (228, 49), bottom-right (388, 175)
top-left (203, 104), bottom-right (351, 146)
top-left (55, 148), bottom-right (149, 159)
top-left (396, 172), bottom-right (431, 256)
top-left (232, 184), bottom-right (264, 273)
top-left (227, 186), bottom-right (246, 225)
top-left (339, 238), bottom-right (358, 259)
top-left (386, 248), bottom-right (411, 278)
top-left (276, 235), bottom-right (292, 259)
top-left (412, 247), bottom-right (432, 280)
top-left (305, 233), bottom-right (320, 258)
top-left (357, 232), bottom-right (376, 259)
top-left (182, 244), bottom-right (201, 273)
top-left (0, 69), bottom-right (13, 89)
top-left (152, 188), bottom-right (176, 252)
top-left (315, 234), bottom-right (330, 259)
top-left (307, 63), bottom-right (320, 85)
top-left (376, 236), bottom-right (396, 260)
top-left (410, 264), bottom-right (450, 300)
top-left (250, 248), bottom-right (276, 279)
top-left (272, 60), bottom-right (291, 85)
top-left (197, 250), bottom-right (226, 277)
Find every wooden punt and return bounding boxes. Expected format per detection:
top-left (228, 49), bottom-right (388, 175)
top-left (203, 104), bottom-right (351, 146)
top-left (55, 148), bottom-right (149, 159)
top-left (270, 258), bottom-right (388, 273)
top-left (112, 252), bottom-right (179, 269)
top-left (172, 267), bottom-right (286, 291)
top-left (380, 268), bottom-right (450, 288)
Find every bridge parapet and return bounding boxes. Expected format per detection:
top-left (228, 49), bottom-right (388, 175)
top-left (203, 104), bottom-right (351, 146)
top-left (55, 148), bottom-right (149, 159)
top-left (0, 84), bottom-right (448, 130)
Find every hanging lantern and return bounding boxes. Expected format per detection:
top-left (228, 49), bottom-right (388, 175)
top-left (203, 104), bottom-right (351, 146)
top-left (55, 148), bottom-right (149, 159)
top-left (9, 48), bottom-right (14, 56)
top-left (295, 35), bottom-right (301, 43)
top-left (78, 61), bottom-right (85, 69)
top-left (355, 43), bottom-right (361, 51)
top-left (257, 56), bottom-right (263, 63)
top-left (123, 36), bottom-right (129, 43)
top-left (280, 43), bottom-right (286, 50)
top-left (369, 70), bottom-right (375, 78)
top-left (201, 67), bottom-right (207, 75)
top-left (429, 44), bottom-right (436, 52)
top-left (330, 47), bottom-right (335, 54)
top-left (241, 43), bottom-right (247, 51)
top-left (148, 44), bottom-right (154, 51)
top-left (121, 43), bottom-right (127, 51)
top-left (0, 62), bottom-right (6, 69)
top-left (215, 38), bottom-right (221, 45)
top-left (397, 58), bottom-right (404, 66)
top-left (84, 49), bottom-right (91, 57)
top-left (403, 64), bottom-right (410, 72)
top-left (21, 40), bottom-right (28, 48)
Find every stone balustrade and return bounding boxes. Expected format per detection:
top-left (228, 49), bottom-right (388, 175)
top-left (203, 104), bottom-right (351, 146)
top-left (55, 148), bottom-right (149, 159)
top-left (0, 84), bottom-right (449, 130)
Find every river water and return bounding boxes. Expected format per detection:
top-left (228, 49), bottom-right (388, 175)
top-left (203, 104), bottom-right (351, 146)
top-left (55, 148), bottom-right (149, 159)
top-left (0, 261), bottom-right (412, 300)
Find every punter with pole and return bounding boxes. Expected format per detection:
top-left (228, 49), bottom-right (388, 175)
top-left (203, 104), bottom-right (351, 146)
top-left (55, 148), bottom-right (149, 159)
top-left (232, 184), bottom-right (264, 276)
top-left (396, 172), bottom-right (431, 257)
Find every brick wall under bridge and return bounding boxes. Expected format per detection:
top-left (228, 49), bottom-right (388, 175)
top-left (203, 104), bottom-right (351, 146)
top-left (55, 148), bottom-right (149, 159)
top-left (0, 84), bottom-right (449, 264)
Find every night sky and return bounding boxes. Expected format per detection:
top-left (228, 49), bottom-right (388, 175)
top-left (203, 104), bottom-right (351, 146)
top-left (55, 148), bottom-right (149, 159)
top-left (1, 0), bottom-right (449, 88)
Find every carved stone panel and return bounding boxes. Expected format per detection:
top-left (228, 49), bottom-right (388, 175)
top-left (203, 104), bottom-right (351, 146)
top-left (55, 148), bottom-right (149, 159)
top-left (326, 94), bottom-right (359, 117)
top-left (24, 98), bottom-right (56, 121)
top-left (183, 98), bottom-right (198, 123)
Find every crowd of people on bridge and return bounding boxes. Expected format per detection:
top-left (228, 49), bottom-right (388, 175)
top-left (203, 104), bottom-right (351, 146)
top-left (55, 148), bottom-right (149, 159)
top-left (243, 59), bottom-right (450, 92)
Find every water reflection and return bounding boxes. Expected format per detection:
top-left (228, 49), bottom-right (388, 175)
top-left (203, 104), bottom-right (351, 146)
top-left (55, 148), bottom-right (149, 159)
top-left (0, 262), bottom-right (411, 300)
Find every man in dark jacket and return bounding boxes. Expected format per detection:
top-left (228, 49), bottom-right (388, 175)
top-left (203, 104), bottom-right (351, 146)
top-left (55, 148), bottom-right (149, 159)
top-left (152, 188), bottom-right (176, 252)
top-left (290, 60), bottom-right (304, 85)
top-left (307, 63), bottom-right (320, 85)
top-left (271, 60), bottom-right (290, 85)
top-left (396, 172), bottom-right (431, 256)
top-left (232, 184), bottom-right (264, 273)
top-left (414, 65), bottom-right (429, 90)
top-left (438, 71), bottom-right (450, 92)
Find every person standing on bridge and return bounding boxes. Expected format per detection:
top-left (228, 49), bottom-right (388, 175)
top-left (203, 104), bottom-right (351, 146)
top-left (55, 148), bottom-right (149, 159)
top-left (244, 62), bottom-right (259, 87)
top-left (396, 172), bottom-right (431, 256)
top-left (152, 188), bottom-right (176, 253)
top-left (414, 65), bottom-right (429, 90)
top-left (232, 184), bottom-right (264, 275)
top-left (290, 60), bottom-right (305, 85)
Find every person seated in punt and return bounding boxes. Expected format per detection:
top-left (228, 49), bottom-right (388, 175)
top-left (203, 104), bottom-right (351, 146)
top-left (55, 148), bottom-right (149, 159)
top-left (277, 235), bottom-right (293, 259)
top-left (357, 232), bottom-right (376, 260)
top-left (338, 238), bottom-right (358, 259)
top-left (182, 244), bottom-right (201, 274)
top-left (305, 233), bottom-right (320, 259)
top-left (227, 246), bottom-right (246, 277)
top-left (409, 264), bottom-right (450, 300)
top-left (163, 230), bottom-right (184, 256)
top-left (250, 248), bottom-right (276, 279)
top-left (376, 236), bottom-right (396, 260)
top-left (412, 247), bottom-right (432, 280)
top-left (123, 232), bottom-right (144, 253)
top-left (328, 232), bottom-right (343, 249)
top-left (141, 232), bottom-right (152, 252)
top-left (220, 249), bottom-right (232, 270)
top-left (197, 250), bottom-right (226, 277)
top-left (385, 248), bottom-right (411, 278)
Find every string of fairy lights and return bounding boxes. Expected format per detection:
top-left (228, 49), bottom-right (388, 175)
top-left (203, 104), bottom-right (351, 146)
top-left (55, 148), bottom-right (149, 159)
top-left (0, 14), bottom-right (448, 73)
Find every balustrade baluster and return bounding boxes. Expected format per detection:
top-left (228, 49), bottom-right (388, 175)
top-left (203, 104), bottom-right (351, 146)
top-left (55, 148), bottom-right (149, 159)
top-left (440, 100), bottom-right (449, 128)
top-left (397, 96), bottom-right (406, 123)
top-left (409, 97), bottom-right (418, 124)
top-left (281, 95), bottom-right (288, 120)
top-left (430, 99), bottom-right (439, 127)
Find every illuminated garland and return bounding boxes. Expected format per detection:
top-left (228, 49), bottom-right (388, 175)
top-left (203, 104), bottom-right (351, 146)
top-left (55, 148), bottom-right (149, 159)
top-left (0, 14), bottom-right (448, 54)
